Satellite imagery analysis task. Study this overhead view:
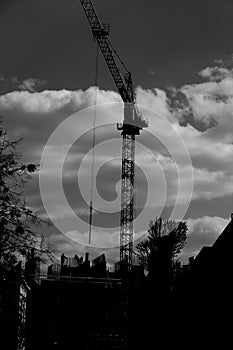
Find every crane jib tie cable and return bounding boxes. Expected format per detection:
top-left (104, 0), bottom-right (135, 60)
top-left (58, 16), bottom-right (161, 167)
top-left (88, 42), bottom-right (99, 244)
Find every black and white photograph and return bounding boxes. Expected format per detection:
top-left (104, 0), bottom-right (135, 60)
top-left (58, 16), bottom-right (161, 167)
top-left (0, 0), bottom-right (233, 349)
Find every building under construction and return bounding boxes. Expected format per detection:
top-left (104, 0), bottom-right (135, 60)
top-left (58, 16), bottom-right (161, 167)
top-left (24, 252), bottom-right (145, 350)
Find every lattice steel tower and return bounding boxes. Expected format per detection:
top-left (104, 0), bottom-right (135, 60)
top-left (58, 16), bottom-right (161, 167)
top-left (80, 0), bottom-right (148, 271)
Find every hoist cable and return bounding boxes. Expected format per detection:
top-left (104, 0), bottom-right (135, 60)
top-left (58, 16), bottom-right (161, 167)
top-left (88, 42), bottom-right (99, 244)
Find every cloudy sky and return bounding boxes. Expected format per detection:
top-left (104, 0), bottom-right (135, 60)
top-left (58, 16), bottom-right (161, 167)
top-left (1, 0), bottom-right (233, 266)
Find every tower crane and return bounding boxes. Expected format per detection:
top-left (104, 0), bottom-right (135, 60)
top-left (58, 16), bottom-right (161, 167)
top-left (79, 0), bottom-right (148, 271)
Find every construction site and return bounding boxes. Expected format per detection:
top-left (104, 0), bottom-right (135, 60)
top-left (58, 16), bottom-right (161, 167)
top-left (1, 216), bottom-right (233, 349)
top-left (0, 0), bottom-right (233, 349)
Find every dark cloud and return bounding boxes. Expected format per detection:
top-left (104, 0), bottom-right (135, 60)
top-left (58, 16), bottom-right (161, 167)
top-left (1, 0), bottom-right (233, 94)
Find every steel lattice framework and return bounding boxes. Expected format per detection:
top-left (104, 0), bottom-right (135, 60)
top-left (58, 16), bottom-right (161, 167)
top-left (79, 0), bottom-right (134, 104)
top-left (80, 0), bottom-right (148, 271)
top-left (119, 133), bottom-right (135, 268)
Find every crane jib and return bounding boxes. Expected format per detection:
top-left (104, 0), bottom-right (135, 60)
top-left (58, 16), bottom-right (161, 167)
top-left (80, 0), bottom-right (135, 105)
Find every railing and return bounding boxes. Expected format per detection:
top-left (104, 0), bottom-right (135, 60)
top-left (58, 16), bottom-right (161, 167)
top-left (25, 273), bottom-right (123, 288)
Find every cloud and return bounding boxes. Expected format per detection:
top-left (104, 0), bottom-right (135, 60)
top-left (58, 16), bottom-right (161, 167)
top-left (1, 83), bottom-right (232, 213)
top-left (0, 75), bottom-right (46, 92)
top-left (0, 87), bottom-right (120, 114)
top-left (175, 64), bottom-right (233, 142)
top-left (47, 230), bottom-right (121, 267)
top-left (18, 78), bottom-right (46, 92)
top-left (136, 86), bottom-right (172, 121)
top-left (198, 66), bottom-right (232, 81)
top-left (46, 214), bottom-right (230, 268)
top-left (191, 168), bottom-right (233, 201)
top-left (181, 216), bottom-right (229, 261)
top-left (1, 64), bottom-right (233, 257)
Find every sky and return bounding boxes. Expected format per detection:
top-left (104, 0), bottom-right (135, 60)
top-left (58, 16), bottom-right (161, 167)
top-left (1, 0), bottom-right (233, 266)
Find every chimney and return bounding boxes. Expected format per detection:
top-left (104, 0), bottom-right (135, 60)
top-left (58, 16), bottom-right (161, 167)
top-left (85, 252), bottom-right (89, 262)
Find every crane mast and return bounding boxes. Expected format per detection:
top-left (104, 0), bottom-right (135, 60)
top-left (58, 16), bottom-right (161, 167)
top-left (80, 0), bottom-right (148, 271)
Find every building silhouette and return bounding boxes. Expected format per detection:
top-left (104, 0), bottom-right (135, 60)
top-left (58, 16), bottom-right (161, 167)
top-left (173, 215), bottom-right (233, 347)
top-left (1, 216), bottom-right (233, 349)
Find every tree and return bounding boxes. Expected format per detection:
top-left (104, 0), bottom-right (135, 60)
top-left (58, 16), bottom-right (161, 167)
top-left (136, 217), bottom-right (187, 290)
top-left (0, 122), bottom-right (51, 272)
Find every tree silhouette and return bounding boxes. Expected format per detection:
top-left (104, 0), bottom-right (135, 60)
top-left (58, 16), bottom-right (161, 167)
top-left (136, 218), bottom-right (187, 290)
top-left (0, 122), bottom-right (51, 271)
